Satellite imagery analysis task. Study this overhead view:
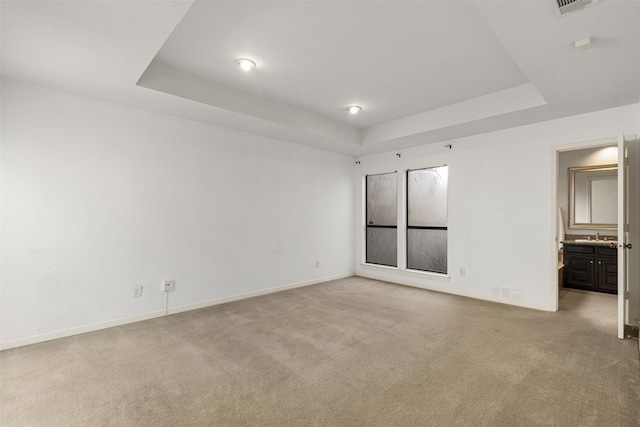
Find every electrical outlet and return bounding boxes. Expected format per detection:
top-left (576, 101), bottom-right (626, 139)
top-left (163, 280), bottom-right (174, 292)
top-left (132, 285), bottom-right (143, 297)
top-left (315, 260), bottom-right (320, 268)
top-left (459, 267), bottom-right (465, 277)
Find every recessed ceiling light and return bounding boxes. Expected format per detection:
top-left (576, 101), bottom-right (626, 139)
top-left (236, 58), bottom-right (256, 71)
top-left (346, 105), bottom-right (362, 114)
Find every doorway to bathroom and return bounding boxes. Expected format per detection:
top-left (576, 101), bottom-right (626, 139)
top-left (554, 134), bottom-right (639, 340)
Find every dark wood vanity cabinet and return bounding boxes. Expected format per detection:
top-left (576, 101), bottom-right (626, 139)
top-left (563, 244), bottom-right (617, 294)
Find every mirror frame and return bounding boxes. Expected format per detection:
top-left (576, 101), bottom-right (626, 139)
top-left (568, 164), bottom-right (617, 230)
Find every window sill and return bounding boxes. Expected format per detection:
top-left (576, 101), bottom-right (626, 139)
top-left (359, 263), bottom-right (451, 283)
top-left (360, 263), bottom-right (398, 272)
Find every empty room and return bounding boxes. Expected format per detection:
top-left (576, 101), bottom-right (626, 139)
top-left (1, 0), bottom-right (639, 425)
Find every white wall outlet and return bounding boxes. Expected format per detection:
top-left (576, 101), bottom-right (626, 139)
top-left (459, 267), bottom-right (465, 277)
top-left (315, 260), bottom-right (320, 268)
top-left (163, 280), bottom-right (175, 292)
top-left (132, 285), bottom-right (143, 297)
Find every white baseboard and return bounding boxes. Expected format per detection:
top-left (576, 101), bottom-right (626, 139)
top-left (167, 273), bottom-right (354, 315)
top-left (0, 310), bottom-right (166, 351)
top-left (0, 272), bottom-right (355, 351)
top-left (356, 270), bottom-right (554, 312)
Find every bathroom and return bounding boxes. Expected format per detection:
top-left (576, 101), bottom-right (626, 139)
top-left (556, 138), bottom-right (639, 339)
top-left (558, 144), bottom-right (618, 293)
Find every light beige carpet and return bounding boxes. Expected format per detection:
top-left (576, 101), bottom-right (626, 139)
top-left (1, 277), bottom-right (639, 426)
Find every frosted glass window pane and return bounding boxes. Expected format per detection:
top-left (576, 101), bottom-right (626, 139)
top-left (408, 167), bottom-right (448, 226)
top-left (367, 173), bottom-right (397, 226)
top-left (366, 227), bottom-right (397, 267)
top-left (407, 229), bottom-right (447, 273)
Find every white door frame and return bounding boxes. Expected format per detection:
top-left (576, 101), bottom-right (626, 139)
top-left (551, 137), bottom-right (621, 321)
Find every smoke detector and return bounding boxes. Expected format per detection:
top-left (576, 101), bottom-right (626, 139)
top-left (574, 37), bottom-right (591, 51)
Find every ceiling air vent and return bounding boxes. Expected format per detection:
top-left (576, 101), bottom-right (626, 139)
top-left (556, 0), bottom-right (592, 15)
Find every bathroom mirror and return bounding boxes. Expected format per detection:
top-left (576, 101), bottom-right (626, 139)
top-left (569, 164), bottom-right (617, 230)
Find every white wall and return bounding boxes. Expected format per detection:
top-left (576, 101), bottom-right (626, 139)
top-left (2, 77), bottom-right (639, 350)
top-left (0, 79), bottom-right (355, 349)
top-left (355, 102), bottom-right (640, 313)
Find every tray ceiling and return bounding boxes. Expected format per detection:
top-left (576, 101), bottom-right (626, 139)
top-left (2, 1), bottom-right (639, 156)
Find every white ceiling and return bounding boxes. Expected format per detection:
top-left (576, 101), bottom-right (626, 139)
top-left (153, 1), bottom-right (530, 127)
top-left (2, 0), bottom-right (639, 157)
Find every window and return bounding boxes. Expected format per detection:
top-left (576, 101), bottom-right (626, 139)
top-left (366, 172), bottom-right (397, 267)
top-left (406, 166), bottom-right (448, 273)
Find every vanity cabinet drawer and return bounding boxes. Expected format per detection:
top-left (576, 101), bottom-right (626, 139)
top-left (564, 244), bottom-right (595, 254)
top-left (596, 246), bottom-right (617, 257)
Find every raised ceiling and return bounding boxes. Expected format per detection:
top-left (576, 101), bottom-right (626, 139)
top-left (2, 1), bottom-right (639, 156)
top-left (152, 1), bottom-right (530, 127)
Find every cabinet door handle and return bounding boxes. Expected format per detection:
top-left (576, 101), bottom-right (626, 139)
top-left (598, 261), bottom-right (602, 265)
top-left (590, 260), bottom-right (594, 264)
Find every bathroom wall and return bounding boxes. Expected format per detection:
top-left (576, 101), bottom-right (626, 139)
top-left (557, 145), bottom-right (618, 239)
